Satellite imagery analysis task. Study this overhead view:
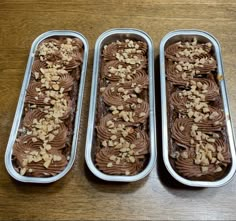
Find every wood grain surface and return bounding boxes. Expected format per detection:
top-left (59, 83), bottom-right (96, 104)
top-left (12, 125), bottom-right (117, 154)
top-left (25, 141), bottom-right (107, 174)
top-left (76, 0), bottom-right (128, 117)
top-left (0, 0), bottom-right (236, 220)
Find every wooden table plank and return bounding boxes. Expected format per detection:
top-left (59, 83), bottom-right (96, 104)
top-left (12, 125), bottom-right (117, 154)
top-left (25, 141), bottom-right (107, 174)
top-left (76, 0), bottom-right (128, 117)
top-left (0, 0), bottom-right (236, 220)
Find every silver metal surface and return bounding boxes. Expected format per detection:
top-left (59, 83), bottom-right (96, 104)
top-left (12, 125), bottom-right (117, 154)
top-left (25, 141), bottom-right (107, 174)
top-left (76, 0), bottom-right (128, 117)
top-left (160, 29), bottom-right (236, 187)
top-left (85, 28), bottom-right (156, 182)
top-left (4, 30), bottom-right (89, 183)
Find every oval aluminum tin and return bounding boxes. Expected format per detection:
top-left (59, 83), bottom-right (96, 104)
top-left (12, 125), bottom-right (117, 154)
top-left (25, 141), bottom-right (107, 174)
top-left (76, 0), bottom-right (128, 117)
top-left (4, 30), bottom-right (89, 183)
top-left (85, 28), bottom-right (157, 182)
top-left (160, 29), bottom-right (236, 187)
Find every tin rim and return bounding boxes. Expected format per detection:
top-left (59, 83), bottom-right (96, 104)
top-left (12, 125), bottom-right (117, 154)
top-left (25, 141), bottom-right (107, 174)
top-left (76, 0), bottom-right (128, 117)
top-left (160, 29), bottom-right (236, 187)
top-left (85, 28), bottom-right (157, 182)
top-left (4, 30), bottom-right (89, 183)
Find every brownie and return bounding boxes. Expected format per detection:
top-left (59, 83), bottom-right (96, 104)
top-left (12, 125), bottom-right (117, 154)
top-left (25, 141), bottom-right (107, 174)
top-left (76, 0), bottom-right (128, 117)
top-left (95, 39), bottom-right (150, 176)
top-left (12, 37), bottom-right (84, 177)
top-left (165, 37), bottom-right (231, 180)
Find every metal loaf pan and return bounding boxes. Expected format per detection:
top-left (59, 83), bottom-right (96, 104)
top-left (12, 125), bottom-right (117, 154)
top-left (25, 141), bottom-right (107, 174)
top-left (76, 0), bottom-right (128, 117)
top-left (4, 30), bottom-right (89, 183)
top-left (160, 29), bottom-right (236, 187)
top-left (85, 28), bottom-right (156, 182)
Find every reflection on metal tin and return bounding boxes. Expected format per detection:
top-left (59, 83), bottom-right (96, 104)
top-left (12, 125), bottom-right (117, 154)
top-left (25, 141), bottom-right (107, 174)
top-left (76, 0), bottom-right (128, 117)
top-left (85, 28), bottom-right (156, 182)
top-left (4, 30), bottom-right (89, 183)
top-left (160, 29), bottom-right (236, 187)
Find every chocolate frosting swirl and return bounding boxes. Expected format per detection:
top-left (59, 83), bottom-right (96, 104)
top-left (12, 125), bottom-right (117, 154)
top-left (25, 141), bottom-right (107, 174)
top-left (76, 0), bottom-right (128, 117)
top-left (102, 55), bottom-right (147, 74)
top-left (13, 135), bottom-right (68, 177)
top-left (193, 78), bottom-right (219, 101)
top-left (25, 156), bottom-right (68, 177)
top-left (170, 91), bottom-right (189, 113)
top-left (25, 82), bottom-right (48, 106)
top-left (23, 109), bottom-right (47, 128)
top-left (96, 114), bottom-right (135, 141)
top-left (175, 158), bottom-right (215, 178)
top-left (31, 59), bottom-right (47, 78)
top-left (102, 82), bottom-right (148, 105)
top-left (166, 62), bottom-right (193, 86)
top-left (171, 118), bottom-right (194, 148)
top-left (166, 61), bottom-right (217, 87)
top-left (170, 91), bottom-right (224, 130)
top-left (57, 73), bottom-right (74, 92)
top-left (103, 43), bottom-right (121, 61)
top-left (102, 82), bottom-right (149, 124)
top-left (175, 138), bottom-right (231, 178)
top-left (102, 60), bottom-right (148, 84)
top-left (103, 40), bottom-right (147, 61)
top-left (95, 147), bottom-right (144, 175)
top-left (124, 129), bottom-right (149, 156)
top-left (48, 124), bottom-right (68, 149)
top-left (13, 135), bottom-right (43, 167)
top-left (165, 42), bottom-right (214, 62)
top-left (38, 37), bottom-right (83, 69)
top-left (195, 107), bottom-right (225, 131)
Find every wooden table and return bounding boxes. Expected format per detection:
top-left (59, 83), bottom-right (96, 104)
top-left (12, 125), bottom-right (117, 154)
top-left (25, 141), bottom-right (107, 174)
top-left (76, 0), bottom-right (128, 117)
top-left (0, 0), bottom-right (236, 220)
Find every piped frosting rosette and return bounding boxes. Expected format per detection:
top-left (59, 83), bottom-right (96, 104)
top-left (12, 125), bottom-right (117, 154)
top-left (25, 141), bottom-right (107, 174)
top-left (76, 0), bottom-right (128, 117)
top-left (13, 135), bottom-right (44, 168)
top-left (25, 85), bottom-right (73, 120)
top-left (32, 60), bottom-right (81, 85)
top-left (175, 157), bottom-right (215, 178)
top-left (31, 59), bottom-right (47, 79)
top-left (166, 61), bottom-right (193, 86)
top-left (25, 82), bottom-right (48, 106)
top-left (102, 57), bottom-right (147, 80)
top-left (102, 82), bottom-right (148, 104)
top-left (22, 109), bottom-right (68, 149)
top-left (166, 59), bottom-right (217, 87)
top-left (96, 113), bottom-right (148, 147)
top-left (57, 73), bottom-right (74, 92)
top-left (170, 92), bottom-right (224, 131)
top-left (13, 135), bottom-right (68, 177)
top-left (37, 38), bottom-right (60, 61)
top-left (190, 78), bottom-right (219, 101)
top-left (193, 106), bottom-right (225, 131)
top-left (96, 113), bottom-right (149, 175)
top-left (102, 60), bottom-right (148, 84)
top-left (165, 39), bottom-right (213, 62)
top-left (101, 82), bottom-right (149, 124)
top-left (102, 40), bottom-right (147, 61)
top-left (23, 109), bottom-right (47, 128)
top-left (96, 114), bottom-right (135, 140)
top-left (31, 67), bottom-right (74, 91)
top-left (95, 147), bottom-right (144, 175)
top-left (171, 118), bottom-right (194, 148)
top-left (174, 138), bottom-right (231, 178)
top-left (170, 91), bottom-right (189, 113)
top-left (172, 118), bottom-right (226, 147)
top-left (124, 129), bottom-right (149, 157)
top-left (171, 117), bottom-right (231, 178)
top-left (37, 37), bottom-right (83, 70)
top-left (48, 124), bottom-right (68, 149)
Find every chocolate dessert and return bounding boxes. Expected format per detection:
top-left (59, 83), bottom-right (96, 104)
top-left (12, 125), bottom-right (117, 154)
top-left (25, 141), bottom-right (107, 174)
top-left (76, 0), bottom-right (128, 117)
top-left (95, 39), bottom-right (150, 175)
top-left (165, 37), bottom-right (231, 180)
top-left (12, 37), bottom-right (84, 177)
